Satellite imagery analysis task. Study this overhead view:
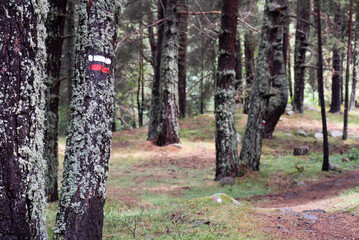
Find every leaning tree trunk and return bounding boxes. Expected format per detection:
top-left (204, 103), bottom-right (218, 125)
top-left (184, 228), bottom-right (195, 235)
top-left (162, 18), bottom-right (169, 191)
top-left (263, 1), bottom-right (289, 139)
top-left (292, 0), bottom-right (311, 113)
top-left (343, 0), bottom-right (354, 140)
top-left (0, 1), bottom-right (48, 239)
top-left (314, 0), bottom-right (329, 171)
top-left (243, 32), bottom-right (256, 114)
top-left (148, 0), bottom-right (167, 140)
top-left (157, 0), bottom-right (181, 146)
top-left (178, 0), bottom-right (188, 118)
top-left (214, 0), bottom-right (240, 180)
top-left (240, 0), bottom-right (286, 171)
top-left (44, 0), bottom-right (67, 203)
top-left (54, 1), bottom-right (122, 239)
top-left (329, 9), bottom-right (342, 113)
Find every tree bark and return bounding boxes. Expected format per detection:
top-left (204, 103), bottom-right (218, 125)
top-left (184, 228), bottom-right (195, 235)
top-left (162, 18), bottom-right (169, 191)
top-left (240, 0), bottom-right (286, 171)
top-left (148, 0), bottom-right (167, 140)
top-left (292, 0), bottom-right (311, 113)
top-left (178, 0), bottom-right (188, 118)
top-left (314, 0), bottom-right (329, 171)
top-left (329, 9), bottom-right (342, 113)
top-left (235, 33), bottom-right (243, 97)
top-left (350, 4), bottom-right (359, 110)
top-left (215, 0), bottom-right (240, 180)
top-left (44, 0), bottom-right (67, 203)
top-left (243, 32), bottom-right (256, 114)
top-left (157, 0), bottom-right (181, 146)
top-left (343, 0), bottom-right (354, 140)
top-left (54, 1), bottom-right (122, 239)
top-left (0, 1), bottom-right (48, 239)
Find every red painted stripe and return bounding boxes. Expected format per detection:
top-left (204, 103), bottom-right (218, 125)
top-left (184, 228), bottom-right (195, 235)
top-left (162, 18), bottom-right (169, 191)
top-left (102, 67), bottom-right (110, 73)
top-left (91, 64), bottom-right (103, 71)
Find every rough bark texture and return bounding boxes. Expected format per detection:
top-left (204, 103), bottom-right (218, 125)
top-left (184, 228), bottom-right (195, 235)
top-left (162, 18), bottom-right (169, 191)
top-left (178, 0), bottom-right (188, 118)
top-left (292, 0), bottom-right (311, 113)
top-left (66, 0), bottom-right (77, 104)
top-left (148, 0), bottom-right (166, 140)
top-left (214, 0), bottom-right (240, 180)
top-left (314, 0), bottom-right (329, 171)
top-left (54, 1), bottom-right (122, 239)
top-left (235, 33), bottom-right (243, 95)
top-left (240, 0), bottom-right (286, 171)
top-left (343, 0), bottom-right (354, 140)
top-left (263, 1), bottom-right (288, 139)
top-left (157, 0), bottom-right (180, 146)
top-left (329, 9), bottom-right (342, 113)
top-left (0, 1), bottom-right (48, 239)
top-left (243, 32), bottom-right (256, 114)
top-left (44, 0), bottom-right (67, 203)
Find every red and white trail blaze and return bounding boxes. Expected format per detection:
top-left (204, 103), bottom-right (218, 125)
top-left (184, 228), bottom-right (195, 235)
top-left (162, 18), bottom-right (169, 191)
top-left (88, 54), bottom-right (111, 74)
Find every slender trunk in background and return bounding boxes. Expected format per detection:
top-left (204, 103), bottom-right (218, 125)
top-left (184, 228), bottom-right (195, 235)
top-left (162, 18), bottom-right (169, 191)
top-left (157, 0), bottom-right (181, 146)
top-left (148, 0), bottom-right (167, 140)
top-left (147, 2), bottom-right (157, 67)
top-left (178, 0), bottom-right (188, 118)
top-left (343, 0), bottom-right (354, 140)
top-left (288, 42), bottom-right (293, 99)
top-left (329, 9), bottom-right (342, 113)
top-left (66, 0), bottom-right (77, 104)
top-left (54, 1), bottom-right (122, 239)
top-left (44, 0), bottom-right (67, 203)
top-left (243, 32), bottom-right (256, 114)
top-left (215, 0), bottom-right (240, 180)
top-left (350, 4), bottom-right (359, 110)
top-left (293, 0), bottom-right (311, 113)
top-left (235, 33), bottom-right (243, 99)
top-left (314, 0), bottom-right (329, 171)
top-left (200, 35), bottom-right (205, 114)
top-left (0, 1), bottom-right (48, 239)
top-left (240, 0), bottom-right (286, 171)
top-left (137, 25), bottom-right (144, 127)
top-left (282, 0), bottom-right (292, 99)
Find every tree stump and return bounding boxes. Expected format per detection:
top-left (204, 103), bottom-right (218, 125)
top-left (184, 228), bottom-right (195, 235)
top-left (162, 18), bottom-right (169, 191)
top-left (293, 146), bottom-right (310, 155)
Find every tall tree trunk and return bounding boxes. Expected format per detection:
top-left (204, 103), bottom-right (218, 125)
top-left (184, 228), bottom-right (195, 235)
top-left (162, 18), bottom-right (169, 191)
top-left (235, 33), bottom-right (243, 97)
top-left (243, 32), bottom-right (256, 114)
top-left (157, 0), bottom-right (180, 146)
top-left (240, 0), bottom-right (286, 171)
top-left (292, 0), bottom-right (311, 113)
top-left (0, 1), bottom-right (48, 239)
top-left (148, 0), bottom-right (167, 140)
top-left (178, 0), bottom-right (188, 118)
top-left (343, 0), bottom-right (354, 140)
top-left (314, 0), bottom-right (329, 171)
top-left (215, 0), bottom-right (240, 180)
top-left (350, 4), bottom-right (359, 110)
top-left (288, 42), bottom-right (293, 99)
top-left (200, 36), bottom-right (205, 114)
top-left (54, 1), bottom-right (122, 239)
top-left (137, 26), bottom-right (144, 127)
top-left (44, 0), bottom-right (67, 203)
top-left (282, 0), bottom-right (292, 99)
top-left (329, 9), bottom-right (342, 113)
top-left (66, 0), bottom-right (77, 105)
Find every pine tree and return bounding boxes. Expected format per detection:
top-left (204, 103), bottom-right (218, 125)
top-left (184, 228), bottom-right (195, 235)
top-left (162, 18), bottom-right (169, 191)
top-left (54, 1), bottom-right (123, 239)
top-left (215, 0), bottom-right (240, 180)
top-left (0, 1), bottom-right (48, 238)
top-left (240, 0), bottom-right (286, 171)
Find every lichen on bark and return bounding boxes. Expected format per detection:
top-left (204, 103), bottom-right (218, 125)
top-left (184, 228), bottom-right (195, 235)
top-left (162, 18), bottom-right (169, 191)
top-left (0, 1), bottom-right (49, 239)
top-left (54, 1), bottom-right (123, 239)
top-left (240, 0), bottom-right (286, 171)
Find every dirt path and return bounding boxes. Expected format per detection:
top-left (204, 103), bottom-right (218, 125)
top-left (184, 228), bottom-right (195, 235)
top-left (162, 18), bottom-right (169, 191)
top-left (247, 170), bottom-right (359, 239)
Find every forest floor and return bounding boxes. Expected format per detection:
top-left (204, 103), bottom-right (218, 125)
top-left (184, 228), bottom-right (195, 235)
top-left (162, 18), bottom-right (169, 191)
top-left (48, 106), bottom-right (359, 239)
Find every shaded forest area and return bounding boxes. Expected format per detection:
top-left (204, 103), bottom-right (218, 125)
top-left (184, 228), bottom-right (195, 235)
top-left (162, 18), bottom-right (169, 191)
top-left (1, 0), bottom-right (359, 239)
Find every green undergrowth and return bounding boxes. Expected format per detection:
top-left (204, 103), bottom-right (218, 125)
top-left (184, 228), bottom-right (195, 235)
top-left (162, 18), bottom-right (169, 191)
top-left (47, 108), bottom-right (359, 239)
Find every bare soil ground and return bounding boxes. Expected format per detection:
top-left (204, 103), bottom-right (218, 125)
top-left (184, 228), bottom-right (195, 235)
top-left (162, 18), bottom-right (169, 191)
top-left (247, 170), bottom-right (359, 239)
